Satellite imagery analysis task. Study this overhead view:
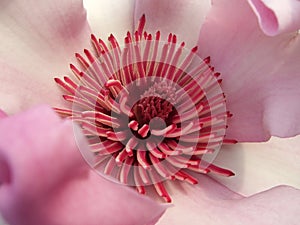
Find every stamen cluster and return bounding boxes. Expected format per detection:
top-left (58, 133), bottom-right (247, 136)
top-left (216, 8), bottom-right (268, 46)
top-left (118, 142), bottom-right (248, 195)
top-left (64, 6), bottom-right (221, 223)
top-left (55, 15), bottom-right (236, 202)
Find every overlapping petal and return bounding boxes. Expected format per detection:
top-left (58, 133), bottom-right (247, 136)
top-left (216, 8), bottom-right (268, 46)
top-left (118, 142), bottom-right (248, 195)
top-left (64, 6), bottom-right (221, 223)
top-left (0, 0), bottom-right (91, 113)
top-left (211, 136), bottom-right (300, 196)
top-left (198, 0), bottom-right (300, 141)
top-left (134, 0), bottom-right (211, 47)
top-left (0, 105), bottom-right (167, 225)
top-left (248, 0), bottom-right (300, 36)
top-left (156, 176), bottom-right (300, 225)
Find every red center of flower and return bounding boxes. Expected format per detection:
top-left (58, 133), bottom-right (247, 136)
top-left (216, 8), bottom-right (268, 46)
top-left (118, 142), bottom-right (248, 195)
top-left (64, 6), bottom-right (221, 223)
top-left (54, 15), bottom-right (237, 203)
top-left (133, 96), bottom-right (173, 122)
top-left (131, 96), bottom-right (175, 133)
top-left (130, 81), bottom-right (177, 132)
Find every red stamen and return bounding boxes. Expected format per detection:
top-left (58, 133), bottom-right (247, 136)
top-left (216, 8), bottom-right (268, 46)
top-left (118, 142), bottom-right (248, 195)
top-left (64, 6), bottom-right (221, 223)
top-left (137, 14), bottom-right (146, 36)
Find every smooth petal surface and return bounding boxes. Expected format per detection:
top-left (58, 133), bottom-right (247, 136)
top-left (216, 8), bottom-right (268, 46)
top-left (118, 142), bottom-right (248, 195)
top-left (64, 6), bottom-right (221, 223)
top-left (0, 60), bottom-right (63, 114)
top-left (0, 105), bottom-right (166, 225)
top-left (0, 110), bottom-right (6, 119)
top-left (198, 0), bottom-right (300, 141)
top-left (0, 0), bottom-right (91, 113)
top-left (248, 0), bottom-right (300, 36)
top-left (134, 0), bottom-right (211, 47)
top-left (83, 0), bottom-right (135, 41)
top-left (156, 176), bottom-right (300, 225)
top-left (212, 136), bottom-right (300, 196)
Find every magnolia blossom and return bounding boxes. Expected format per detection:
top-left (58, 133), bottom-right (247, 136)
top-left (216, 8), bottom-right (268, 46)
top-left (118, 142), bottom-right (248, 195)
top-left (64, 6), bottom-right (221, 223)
top-left (0, 0), bottom-right (300, 225)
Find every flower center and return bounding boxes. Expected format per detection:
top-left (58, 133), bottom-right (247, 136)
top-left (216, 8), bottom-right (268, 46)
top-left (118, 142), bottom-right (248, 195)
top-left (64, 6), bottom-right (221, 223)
top-left (131, 81), bottom-right (177, 127)
top-left (133, 96), bottom-right (173, 123)
top-left (54, 15), bottom-right (236, 203)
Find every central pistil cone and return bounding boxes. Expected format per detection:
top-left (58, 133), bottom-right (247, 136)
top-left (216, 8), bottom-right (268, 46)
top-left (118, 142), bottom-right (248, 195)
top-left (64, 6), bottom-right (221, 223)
top-left (54, 15), bottom-right (237, 203)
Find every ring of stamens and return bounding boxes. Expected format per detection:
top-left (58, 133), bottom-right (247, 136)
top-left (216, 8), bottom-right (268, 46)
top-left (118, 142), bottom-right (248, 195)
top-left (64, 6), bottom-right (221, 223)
top-left (54, 15), bottom-right (236, 202)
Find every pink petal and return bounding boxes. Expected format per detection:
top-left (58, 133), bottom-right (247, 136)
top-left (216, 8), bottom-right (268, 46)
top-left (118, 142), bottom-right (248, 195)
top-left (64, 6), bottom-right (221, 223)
top-left (156, 176), bottom-right (300, 225)
top-left (248, 0), bottom-right (300, 36)
top-left (0, 105), bottom-right (167, 225)
top-left (83, 0), bottom-right (135, 41)
top-left (212, 136), bottom-right (300, 196)
top-left (0, 60), bottom-right (64, 114)
top-left (198, 0), bottom-right (300, 141)
top-left (0, 109), bottom-right (7, 119)
top-left (134, 0), bottom-right (211, 47)
top-left (0, 0), bottom-right (91, 113)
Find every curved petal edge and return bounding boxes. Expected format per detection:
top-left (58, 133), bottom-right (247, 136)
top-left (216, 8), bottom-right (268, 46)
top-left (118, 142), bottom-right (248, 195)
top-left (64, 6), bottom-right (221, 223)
top-left (248, 0), bottom-right (300, 36)
top-left (0, 105), bottom-right (167, 225)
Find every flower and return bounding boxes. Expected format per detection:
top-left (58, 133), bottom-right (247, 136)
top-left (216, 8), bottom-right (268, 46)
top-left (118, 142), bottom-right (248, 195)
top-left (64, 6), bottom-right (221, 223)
top-left (0, 0), bottom-right (300, 224)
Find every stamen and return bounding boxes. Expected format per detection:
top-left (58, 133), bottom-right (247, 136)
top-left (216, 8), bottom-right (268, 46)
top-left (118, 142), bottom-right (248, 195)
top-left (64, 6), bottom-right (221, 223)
top-left (128, 120), bottom-right (139, 131)
top-left (137, 150), bottom-right (151, 170)
top-left (138, 124), bottom-right (150, 138)
top-left (146, 142), bottom-right (166, 159)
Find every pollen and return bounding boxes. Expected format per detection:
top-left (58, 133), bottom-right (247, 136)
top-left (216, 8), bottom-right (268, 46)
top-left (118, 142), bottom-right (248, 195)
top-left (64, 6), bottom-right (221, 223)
top-left (54, 15), bottom-right (236, 203)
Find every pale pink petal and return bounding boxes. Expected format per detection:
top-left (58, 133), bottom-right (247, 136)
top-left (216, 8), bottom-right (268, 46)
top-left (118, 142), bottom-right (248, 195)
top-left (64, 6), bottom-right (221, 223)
top-left (134, 0), bottom-right (211, 47)
top-left (0, 105), bottom-right (167, 225)
top-left (248, 0), bottom-right (300, 36)
top-left (212, 136), bottom-right (300, 196)
top-left (0, 0), bottom-right (91, 113)
top-left (156, 176), bottom-right (300, 225)
top-left (198, 0), bottom-right (300, 141)
top-left (0, 60), bottom-right (65, 114)
top-left (83, 0), bottom-right (135, 41)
